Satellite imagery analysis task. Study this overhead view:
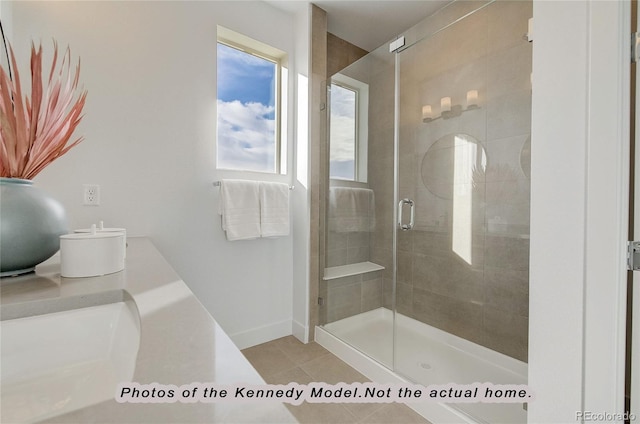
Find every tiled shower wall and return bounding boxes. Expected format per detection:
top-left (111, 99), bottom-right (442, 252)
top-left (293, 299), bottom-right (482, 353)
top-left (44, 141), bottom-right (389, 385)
top-left (326, 1), bottom-right (532, 363)
top-left (326, 230), bottom-right (371, 267)
top-left (325, 270), bottom-right (384, 323)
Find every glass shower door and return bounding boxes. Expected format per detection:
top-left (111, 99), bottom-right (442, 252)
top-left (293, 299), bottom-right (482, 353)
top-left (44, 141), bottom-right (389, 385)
top-left (394, 1), bottom-right (531, 422)
top-left (322, 42), bottom-right (396, 370)
top-left (322, 1), bottom-right (531, 422)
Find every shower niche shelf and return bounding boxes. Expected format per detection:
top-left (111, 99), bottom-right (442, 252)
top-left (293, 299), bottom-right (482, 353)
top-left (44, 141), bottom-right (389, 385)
top-left (323, 261), bottom-right (385, 280)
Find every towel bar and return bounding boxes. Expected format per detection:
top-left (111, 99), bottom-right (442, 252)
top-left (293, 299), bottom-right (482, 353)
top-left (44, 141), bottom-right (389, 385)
top-left (213, 181), bottom-right (294, 190)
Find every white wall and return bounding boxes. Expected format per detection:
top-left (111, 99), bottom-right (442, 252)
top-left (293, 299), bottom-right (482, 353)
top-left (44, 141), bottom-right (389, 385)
top-left (529, 1), bottom-right (629, 421)
top-left (292, 4), bottom-right (311, 343)
top-left (10, 1), bottom-right (302, 348)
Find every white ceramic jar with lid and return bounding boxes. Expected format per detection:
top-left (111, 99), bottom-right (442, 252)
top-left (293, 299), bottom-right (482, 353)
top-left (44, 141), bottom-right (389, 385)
top-left (60, 225), bottom-right (125, 278)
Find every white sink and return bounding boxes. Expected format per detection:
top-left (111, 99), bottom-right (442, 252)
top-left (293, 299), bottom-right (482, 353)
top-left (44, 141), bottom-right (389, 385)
top-left (1, 300), bottom-right (140, 423)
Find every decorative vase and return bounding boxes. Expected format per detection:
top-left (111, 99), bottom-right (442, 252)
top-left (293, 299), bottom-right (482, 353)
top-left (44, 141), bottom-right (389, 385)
top-left (0, 178), bottom-right (69, 277)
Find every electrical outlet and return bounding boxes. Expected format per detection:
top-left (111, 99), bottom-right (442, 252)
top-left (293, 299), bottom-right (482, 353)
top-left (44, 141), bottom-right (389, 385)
top-left (83, 184), bottom-right (100, 206)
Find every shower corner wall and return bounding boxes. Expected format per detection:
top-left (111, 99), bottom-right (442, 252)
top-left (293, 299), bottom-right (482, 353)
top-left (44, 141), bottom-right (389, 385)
top-left (308, 3), bottom-right (328, 340)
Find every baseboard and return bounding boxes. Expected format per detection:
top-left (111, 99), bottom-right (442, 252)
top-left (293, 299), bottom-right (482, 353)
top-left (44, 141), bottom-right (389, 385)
top-left (230, 319), bottom-right (292, 350)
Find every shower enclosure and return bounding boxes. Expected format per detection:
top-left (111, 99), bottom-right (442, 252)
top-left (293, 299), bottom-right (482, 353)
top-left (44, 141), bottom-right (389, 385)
top-left (319, 1), bottom-right (531, 422)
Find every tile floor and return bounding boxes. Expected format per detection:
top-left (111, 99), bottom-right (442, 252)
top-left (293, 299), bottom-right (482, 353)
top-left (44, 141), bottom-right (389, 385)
top-left (241, 336), bottom-right (431, 424)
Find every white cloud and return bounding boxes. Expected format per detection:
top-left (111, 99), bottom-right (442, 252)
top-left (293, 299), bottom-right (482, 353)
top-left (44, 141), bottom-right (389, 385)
top-left (329, 84), bottom-right (356, 168)
top-left (330, 114), bottom-right (356, 162)
top-left (331, 84), bottom-right (356, 117)
top-left (217, 99), bottom-right (276, 172)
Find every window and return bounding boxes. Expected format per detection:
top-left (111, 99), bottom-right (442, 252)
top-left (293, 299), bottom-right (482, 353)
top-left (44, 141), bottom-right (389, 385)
top-left (329, 83), bottom-right (357, 180)
top-left (216, 27), bottom-right (286, 173)
top-left (329, 74), bottom-right (369, 182)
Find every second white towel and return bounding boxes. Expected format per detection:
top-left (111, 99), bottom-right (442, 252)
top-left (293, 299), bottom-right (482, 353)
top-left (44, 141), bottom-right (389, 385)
top-left (260, 182), bottom-right (290, 237)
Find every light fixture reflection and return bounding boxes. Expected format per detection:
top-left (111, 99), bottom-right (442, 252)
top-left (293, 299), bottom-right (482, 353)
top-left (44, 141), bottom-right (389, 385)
top-left (421, 90), bottom-right (480, 123)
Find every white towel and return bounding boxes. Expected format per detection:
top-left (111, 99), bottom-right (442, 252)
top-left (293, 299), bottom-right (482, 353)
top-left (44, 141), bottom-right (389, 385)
top-left (329, 187), bottom-right (375, 232)
top-left (260, 182), bottom-right (290, 237)
top-left (218, 179), bottom-right (261, 241)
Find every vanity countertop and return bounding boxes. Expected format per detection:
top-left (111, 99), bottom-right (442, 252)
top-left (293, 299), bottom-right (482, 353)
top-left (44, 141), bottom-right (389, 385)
top-left (0, 237), bottom-right (297, 424)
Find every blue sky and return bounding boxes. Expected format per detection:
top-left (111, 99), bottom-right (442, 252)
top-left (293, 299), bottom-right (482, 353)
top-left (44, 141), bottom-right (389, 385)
top-left (217, 43), bottom-right (277, 172)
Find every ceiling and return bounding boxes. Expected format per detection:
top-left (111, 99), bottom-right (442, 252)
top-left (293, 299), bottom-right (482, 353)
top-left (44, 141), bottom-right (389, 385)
top-left (265, 0), bottom-right (452, 52)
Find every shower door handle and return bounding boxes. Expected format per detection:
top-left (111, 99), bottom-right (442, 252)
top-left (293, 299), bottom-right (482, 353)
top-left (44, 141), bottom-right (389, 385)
top-left (398, 198), bottom-right (415, 231)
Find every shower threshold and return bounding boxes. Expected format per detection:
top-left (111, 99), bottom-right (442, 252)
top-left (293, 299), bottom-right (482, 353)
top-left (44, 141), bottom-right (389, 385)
top-left (316, 308), bottom-right (527, 424)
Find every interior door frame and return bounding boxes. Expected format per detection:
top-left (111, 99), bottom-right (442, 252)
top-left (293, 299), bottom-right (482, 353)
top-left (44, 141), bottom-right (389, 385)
top-left (528, 1), bottom-right (630, 421)
top-left (632, 1), bottom-right (640, 418)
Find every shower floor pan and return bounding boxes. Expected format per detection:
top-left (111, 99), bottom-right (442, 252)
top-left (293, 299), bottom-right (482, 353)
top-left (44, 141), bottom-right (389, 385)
top-left (317, 307), bottom-right (527, 424)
